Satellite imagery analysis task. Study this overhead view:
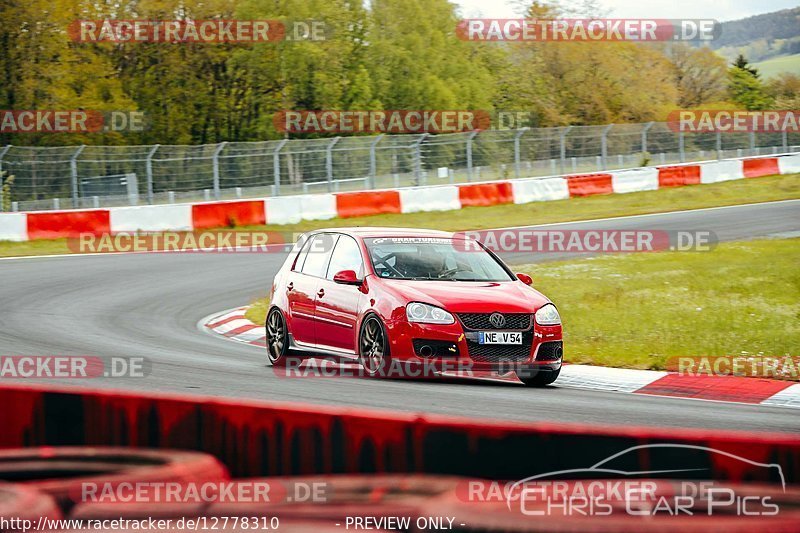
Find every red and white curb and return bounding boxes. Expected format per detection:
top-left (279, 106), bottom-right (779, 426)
top-left (201, 307), bottom-right (800, 408)
top-left (200, 307), bottom-right (266, 347)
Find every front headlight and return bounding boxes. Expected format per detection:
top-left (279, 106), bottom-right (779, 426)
top-left (406, 302), bottom-right (455, 325)
top-left (535, 304), bottom-right (561, 325)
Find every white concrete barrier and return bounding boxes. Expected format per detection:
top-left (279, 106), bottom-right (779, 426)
top-left (400, 186), bottom-right (460, 213)
top-left (699, 160), bottom-right (744, 184)
top-left (610, 168), bottom-right (659, 194)
top-left (109, 205), bottom-right (193, 233)
top-left (511, 177), bottom-right (570, 204)
top-left (0, 213), bottom-right (27, 241)
top-left (299, 193), bottom-right (336, 220)
top-left (778, 153), bottom-right (800, 175)
top-left (265, 196), bottom-right (303, 225)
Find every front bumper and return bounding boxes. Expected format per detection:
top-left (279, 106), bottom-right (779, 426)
top-left (384, 318), bottom-right (563, 373)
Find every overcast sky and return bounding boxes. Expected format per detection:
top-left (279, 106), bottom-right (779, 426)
top-left (453, 0), bottom-right (799, 22)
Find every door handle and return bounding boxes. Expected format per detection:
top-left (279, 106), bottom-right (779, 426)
top-left (317, 288), bottom-right (325, 298)
top-left (287, 282), bottom-right (294, 291)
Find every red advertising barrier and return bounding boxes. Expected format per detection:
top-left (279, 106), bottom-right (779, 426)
top-left (191, 200), bottom-right (266, 229)
top-left (657, 165), bottom-right (701, 187)
top-left (457, 182), bottom-right (514, 207)
top-left (0, 384), bottom-right (797, 486)
top-left (335, 191), bottom-right (402, 218)
top-left (26, 210), bottom-right (110, 240)
top-left (743, 157), bottom-right (780, 178)
top-left (566, 173), bottom-right (613, 197)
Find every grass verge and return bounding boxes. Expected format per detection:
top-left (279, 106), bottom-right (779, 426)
top-left (0, 173), bottom-right (798, 258)
top-left (245, 238), bottom-right (798, 378)
top-left (245, 298), bottom-right (271, 327)
top-left (521, 238), bottom-right (799, 374)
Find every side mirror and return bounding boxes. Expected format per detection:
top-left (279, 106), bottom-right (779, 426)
top-left (333, 269), bottom-right (362, 285)
top-left (516, 273), bottom-right (533, 285)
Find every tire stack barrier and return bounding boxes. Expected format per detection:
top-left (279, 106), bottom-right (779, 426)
top-left (0, 482), bottom-right (62, 531)
top-left (417, 480), bottom-right (800, 532)
top-left (0, 384), bottom-right (798, 486)
top-left (70, 474), bottom-right (460, 523)
top-left (0, 447), bottom-right (228, 514)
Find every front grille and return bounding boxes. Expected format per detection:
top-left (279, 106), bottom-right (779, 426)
top-left (536, 341), bottom-right (563, 361)
top-left (457, 313), bottom-right (533, 331)
top-left (465, 332), bottom-right (534, 363)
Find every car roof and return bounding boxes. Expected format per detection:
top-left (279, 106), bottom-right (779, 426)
top-left (307, 227), bottom-right (458, 239)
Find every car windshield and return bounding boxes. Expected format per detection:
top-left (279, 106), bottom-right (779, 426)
top-left (364, 237), bottom-right (513, 281)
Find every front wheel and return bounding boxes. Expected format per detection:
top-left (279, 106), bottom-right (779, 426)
top-left (358, 315), bottom-right (391, 377)
top-left (520, 367), bottom-right (560, 387)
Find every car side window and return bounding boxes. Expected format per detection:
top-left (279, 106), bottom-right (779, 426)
top-left (292, 236), bottom-right (313, 272)
top-left (326, 235), bottom-right (364, 280)
top-left (301, 233), bottom-right (338, 278)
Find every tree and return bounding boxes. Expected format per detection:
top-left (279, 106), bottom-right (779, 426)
top-left (767, 73), bottom-right (800, 110)
top-left (732, 54), bottom-right (760, 77)
top-left (668, 45), bottom-right (728, 107)
top-left (727, 59), bottom-right (773, 110)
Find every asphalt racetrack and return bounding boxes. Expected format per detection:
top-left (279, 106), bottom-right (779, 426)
top-left (1, 200), bottom-right (798, 433)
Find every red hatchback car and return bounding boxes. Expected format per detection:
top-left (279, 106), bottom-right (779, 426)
top-left (266, 228), bottom-right (563, 386)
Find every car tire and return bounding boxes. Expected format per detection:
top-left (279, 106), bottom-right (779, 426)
top-left (266, 307), bottom-right (293, 367)
top-left (520, 367), bottom-right (560, 387)
top-left (358, 314), bottom-right (391, 377)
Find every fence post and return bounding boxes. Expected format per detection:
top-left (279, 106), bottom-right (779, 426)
top-left (559, 126), bottom-right (572, 175)
top-left (466, 131), bottom-right (478, 181)
top-left (641, 122), bottom-right (654, 156)
top-left (369, 134), bottom-right (384, 189)
top-left (212, 142), bottom-right (228, 200)
top-left (716, 131), bottom-right (722, 160)
top-left (782, 131), bottom-right (788, 153)
top-left (514, 128), bottom-right (528, 179)
top-left (749, 131), bottom-right (756, 156)
top-left (273, 139), bottom-right (288, 196)
top-left (600, 124), bottom-right (613, 170)
top-left (70, 145), bottom-right (86, 208)
top-left (413, 134), bottom-right (428, 185)
top-left (0, 145), bottom-right (10, 212)
top-left (678, 130), bottom-right (686, 163)
top-left (326, 137), bottom-right (341, 192)
top-left (145, 144), bottom-right (159, 205)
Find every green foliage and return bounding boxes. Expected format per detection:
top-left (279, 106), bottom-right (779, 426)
top-left (728, 66), bottom-right (775, 110)
top-left (2, 0), bottom-right (782, 145)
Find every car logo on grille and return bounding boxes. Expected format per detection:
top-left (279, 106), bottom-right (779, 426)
top-left (489, 313), bottom-right (506, 328)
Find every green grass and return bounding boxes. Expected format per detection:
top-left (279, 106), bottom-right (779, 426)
top-left (522, 238), bottom-right (799, 373)
top-left (245, 238), bottom-right (799, 378)
top-left (1, 173), bottom-right (799, 258)
top-left (753, 53), bottom-right (800, 78)
top-left (245, 298), bottom-right (271, 327)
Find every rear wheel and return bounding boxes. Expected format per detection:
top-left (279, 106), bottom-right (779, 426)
top-left (266, 307), bottom-right (290, 366)
top-left (359, 315), bottom-right (390, 377)
top-left (520, 367), bottom-right (560, 387)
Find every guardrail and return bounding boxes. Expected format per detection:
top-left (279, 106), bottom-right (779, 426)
top-left (1, 153), bottom-right (797, 242)
top-left (1, 123), bottom-right (798, 211)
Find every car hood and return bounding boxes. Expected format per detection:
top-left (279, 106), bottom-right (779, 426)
top-left (382, 279), bottom-right (551, 314)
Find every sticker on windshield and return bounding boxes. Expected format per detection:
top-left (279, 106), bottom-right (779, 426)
top-left (369, 237), bottom-right (452, 245)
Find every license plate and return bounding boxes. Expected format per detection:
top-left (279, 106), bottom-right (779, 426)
top-left (478, 331), bottom-right (522, 344)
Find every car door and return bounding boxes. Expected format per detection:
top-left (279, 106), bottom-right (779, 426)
top-left (286, 233), bottom-right (337, 346)
top-left (313, 234), bottom-right (365, 353)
